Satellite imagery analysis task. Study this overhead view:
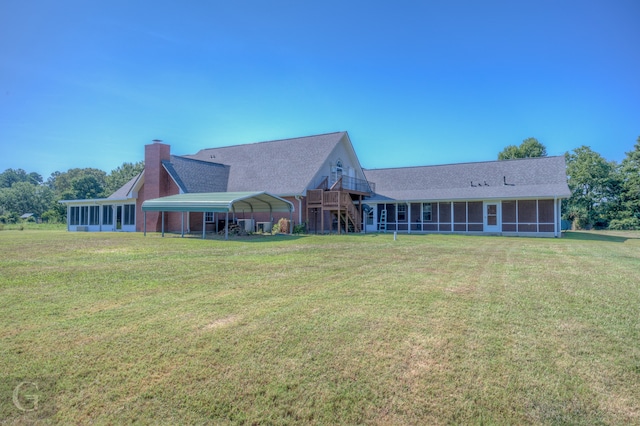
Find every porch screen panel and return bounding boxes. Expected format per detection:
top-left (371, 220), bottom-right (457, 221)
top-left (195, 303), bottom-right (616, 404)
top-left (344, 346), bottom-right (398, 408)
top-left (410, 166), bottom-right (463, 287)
top-left (538, 199), bottom-right (555, 232)
top-left (70, 207), bottom-right (79, 225)
top-left (103, 206), bottom-right (113, 225)
top-left (423, 202), bottom-right (437, 231)
top-left (397, 204), bottom-right (408, 231)
top-left (410, 203), bottom-right (421, 231)
top-left (467, 201), bottom-right (483, 232)
top-left (89, 206), bottom-right (100, 225)
top-left (502, 201), bottom-right (517, 232)
top-left (379, 204), bottom-right (396, 231)
top-left (79, 206), bottom-right (87, 225)
top-left (454, 202), bottom-right (467, 231)
top-left (438, 202), bottom-right (451, 231)
top-left (518, 200), bottom-right (537, 232)
top-left (124, 205), bottom-right (136, 226)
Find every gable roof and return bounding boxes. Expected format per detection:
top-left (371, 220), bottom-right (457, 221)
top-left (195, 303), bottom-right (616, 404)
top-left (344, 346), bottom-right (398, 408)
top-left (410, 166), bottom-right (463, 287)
top-left (185, 132), bottom-right (350, 195)
top-left (162, 156), bottom-right (230, 193)
top-left (364, 156), bottom-right (571, 202)
top-left (107, 173), bottom-right (142, 200)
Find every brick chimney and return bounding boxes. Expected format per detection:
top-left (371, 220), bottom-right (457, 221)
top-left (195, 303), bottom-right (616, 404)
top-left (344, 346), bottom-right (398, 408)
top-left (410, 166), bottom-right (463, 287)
top-left (142, 140), bottom-right (171, 232)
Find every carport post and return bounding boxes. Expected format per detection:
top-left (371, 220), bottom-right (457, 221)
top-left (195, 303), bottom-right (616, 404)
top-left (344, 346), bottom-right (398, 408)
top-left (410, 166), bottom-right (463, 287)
top-left (143, 211), bottom-right (146, 236)
top-left (225, 211), bottom-right (229, 240)
top-left (161, 211), bottom-right (165, 237)
top-left (181, 212), bottom-right (184, 238)
top-left (290, 209), bottom-right (293, 234)
top-left (202, 212), bottom-right (206, 239)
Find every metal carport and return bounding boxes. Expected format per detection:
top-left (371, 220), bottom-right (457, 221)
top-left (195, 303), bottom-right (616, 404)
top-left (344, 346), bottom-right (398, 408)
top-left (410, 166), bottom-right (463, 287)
top-left (141, 191), bottom-right (294, 240)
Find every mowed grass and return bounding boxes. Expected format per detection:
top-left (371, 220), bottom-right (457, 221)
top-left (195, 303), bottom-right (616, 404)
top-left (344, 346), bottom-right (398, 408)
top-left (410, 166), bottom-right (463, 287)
top-left (1, 230), bottom-right (639, 424)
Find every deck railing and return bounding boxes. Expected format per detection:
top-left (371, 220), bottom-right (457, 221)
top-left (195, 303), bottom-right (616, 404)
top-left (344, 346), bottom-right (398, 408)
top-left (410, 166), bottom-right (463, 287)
top-left (314, 175), bottom-right (375, 194)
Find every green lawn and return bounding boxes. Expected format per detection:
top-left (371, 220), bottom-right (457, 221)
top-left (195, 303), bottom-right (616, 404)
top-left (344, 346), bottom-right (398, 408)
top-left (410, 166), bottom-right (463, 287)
top-left (1, 230), bottom-right (639, 424)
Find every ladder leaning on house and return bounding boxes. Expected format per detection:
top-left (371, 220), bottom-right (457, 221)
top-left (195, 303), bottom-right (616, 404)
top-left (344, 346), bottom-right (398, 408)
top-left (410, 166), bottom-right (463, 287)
top-left (379, 209), bottom-right (387, 233)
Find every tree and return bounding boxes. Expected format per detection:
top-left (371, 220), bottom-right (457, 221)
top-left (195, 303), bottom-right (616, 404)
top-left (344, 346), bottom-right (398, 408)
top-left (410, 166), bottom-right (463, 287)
top-left (103, 161), bottom-right (144, 196)
top-left (609, 136), bottom-right (640, 229)
top-left (49, 168), bottom-right (107, 198)
top-left (498, 137), bottom-right (547, 160)
top-left (0, 181), bottom-right (54, 218)
top-left (0, 168), bottom-right (34, 188)
top-left (564, 146), bottom-right (617, 229)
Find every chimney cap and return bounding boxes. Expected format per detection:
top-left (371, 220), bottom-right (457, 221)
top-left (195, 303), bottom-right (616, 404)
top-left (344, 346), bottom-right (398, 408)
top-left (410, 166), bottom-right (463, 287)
top-left (152, 139), bottom-right (163, 144)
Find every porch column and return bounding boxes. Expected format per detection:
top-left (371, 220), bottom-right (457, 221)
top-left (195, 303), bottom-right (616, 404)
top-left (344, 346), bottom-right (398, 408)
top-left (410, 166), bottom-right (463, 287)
top-left (161, 211), bottom-right (165, 237)
top-left (202, 212), bottom-right (206, 239)
top-left (181, 212), bottom-right (184, 238)
top-left (144, 211), bottom-right (146, 236)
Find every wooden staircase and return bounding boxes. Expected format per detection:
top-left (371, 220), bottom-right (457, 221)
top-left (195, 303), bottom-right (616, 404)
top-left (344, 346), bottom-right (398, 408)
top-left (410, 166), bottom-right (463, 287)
top-left (307, 183), bottom-right (362, 234)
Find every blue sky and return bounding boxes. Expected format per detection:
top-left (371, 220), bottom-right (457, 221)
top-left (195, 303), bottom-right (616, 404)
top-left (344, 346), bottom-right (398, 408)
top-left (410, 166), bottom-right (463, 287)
top-left (1, 0), bottom-right (638, 179)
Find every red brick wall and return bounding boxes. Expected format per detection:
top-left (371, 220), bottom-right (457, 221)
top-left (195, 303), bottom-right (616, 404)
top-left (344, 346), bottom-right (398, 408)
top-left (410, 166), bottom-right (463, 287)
top-left (137, 141), bottom-right (176, 232)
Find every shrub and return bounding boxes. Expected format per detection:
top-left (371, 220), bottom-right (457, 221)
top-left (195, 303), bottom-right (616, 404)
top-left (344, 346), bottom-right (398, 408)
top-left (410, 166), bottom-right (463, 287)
top-left (277, 218), bottom-right (290, 234)
top-left (293, 222), bottom-right (306, 234)
top-left (609, 217), bottom-right (640, 230)
top-left (271, 223), bottom-right (280, 234)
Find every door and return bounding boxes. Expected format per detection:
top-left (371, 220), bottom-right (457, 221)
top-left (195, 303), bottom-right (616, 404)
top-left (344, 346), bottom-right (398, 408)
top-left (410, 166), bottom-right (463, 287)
top-left (364, 206), bottom-right (377, 233)
top-left (116, 205), bottom-right (123, 231)
top-left (484, 202), bottom-right (501, 232)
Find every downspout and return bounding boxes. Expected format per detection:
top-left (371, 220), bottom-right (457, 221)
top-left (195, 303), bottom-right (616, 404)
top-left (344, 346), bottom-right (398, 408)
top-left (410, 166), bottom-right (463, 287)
top-left (295, 195), bottom-right (303, 226)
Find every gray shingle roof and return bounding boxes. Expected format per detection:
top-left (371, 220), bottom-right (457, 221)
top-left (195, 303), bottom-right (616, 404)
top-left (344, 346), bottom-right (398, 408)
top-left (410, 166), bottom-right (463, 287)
top-left (364, 156), bottom-right (571, 202)
top-left (162, 156), bottom-right (230, 193)
top-left (107, 173), bottom-right (141, 199)
top-left (185, 132), bottom-right (348, 195)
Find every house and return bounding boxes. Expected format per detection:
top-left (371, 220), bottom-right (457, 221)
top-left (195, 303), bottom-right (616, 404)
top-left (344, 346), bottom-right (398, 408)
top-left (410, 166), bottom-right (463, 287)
top-left (362, 157), bottom-right (570, 237)
top-left (60, 131), bottom-right (571, 237)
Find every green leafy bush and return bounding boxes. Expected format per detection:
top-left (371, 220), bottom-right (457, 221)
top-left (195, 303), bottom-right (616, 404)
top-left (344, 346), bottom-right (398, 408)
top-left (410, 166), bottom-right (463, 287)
top-left (608, 217), bottom-right (640, 230)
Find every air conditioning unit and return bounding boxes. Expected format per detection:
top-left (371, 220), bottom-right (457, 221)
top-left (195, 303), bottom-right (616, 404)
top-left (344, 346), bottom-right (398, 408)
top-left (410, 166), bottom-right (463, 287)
top-left (256, 221), bottom-right (272, 233)
top-left (237, 219), bottom-right (255, 232)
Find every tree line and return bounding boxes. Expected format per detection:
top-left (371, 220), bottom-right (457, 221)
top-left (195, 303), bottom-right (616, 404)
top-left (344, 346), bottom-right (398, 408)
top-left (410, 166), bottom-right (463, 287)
top-left (499, 137), bottom-right (640, 230)
top-left (0, 162), bottom-right (144, 224)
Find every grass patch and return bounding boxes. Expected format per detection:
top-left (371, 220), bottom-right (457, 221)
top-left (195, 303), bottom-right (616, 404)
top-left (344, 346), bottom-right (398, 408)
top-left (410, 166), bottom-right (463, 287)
top-left (1, 231), bottom-right (639, 424)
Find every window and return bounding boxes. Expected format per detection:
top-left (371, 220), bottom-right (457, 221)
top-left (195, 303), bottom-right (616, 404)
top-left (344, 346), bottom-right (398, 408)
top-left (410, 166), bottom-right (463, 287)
top-left (80, 206), bottom-right (88, 225)
top-left (422, 203), bottom-right (432, 221)
top-left (205, 212), bottom-right (214, 223)
top-left (397, 204), bottom-right (407, 222)
top-left (365, 209), bottom-right (373, 226)
top-left (123, 205), bottom-right (136, 226)
top-left (70, 207), bottom-right (79, 225)
top-left (70, 206), bottom-right (99, 225)
top-left (331, 160), bottom-right (344, 183)
top-left (89, 206), bottom-right (100, 225)
top-left (103, 206), bottom-right (113, 225)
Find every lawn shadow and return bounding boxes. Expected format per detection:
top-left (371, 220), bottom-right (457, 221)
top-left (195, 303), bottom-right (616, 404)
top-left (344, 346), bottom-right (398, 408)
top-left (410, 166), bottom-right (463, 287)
top-left (563, 231), bottom-right (639, 243)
